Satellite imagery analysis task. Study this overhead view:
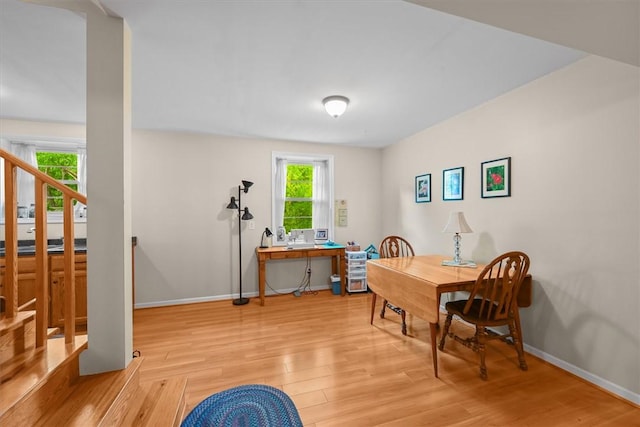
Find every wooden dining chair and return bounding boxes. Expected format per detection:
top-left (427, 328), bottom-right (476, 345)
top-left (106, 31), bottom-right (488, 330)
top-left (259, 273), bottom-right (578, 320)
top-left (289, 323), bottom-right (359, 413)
top-left (438, 251), bottom-right (530, 379)
top-left (373, 236), bottom-right (414, 335)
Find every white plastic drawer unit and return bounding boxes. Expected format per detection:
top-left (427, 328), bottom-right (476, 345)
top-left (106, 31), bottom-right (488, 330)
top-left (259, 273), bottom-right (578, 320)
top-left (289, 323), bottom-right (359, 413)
top-left (346, 251), bottom-right (368, 292)
top-left (346, 251), bottom-right (367, 260)
top-left (347, 278), bottom-right (367, 292)
top-left (346, 268), bottom-right (366, 279)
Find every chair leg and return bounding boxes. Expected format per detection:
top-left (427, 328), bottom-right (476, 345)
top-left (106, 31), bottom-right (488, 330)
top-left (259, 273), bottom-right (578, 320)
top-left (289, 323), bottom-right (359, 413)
top-left (380, 299), bottom-right (387, 319)
top-left (438, 313), bottom-right (453, 350)
top-left (477, 326), bottom-right (488, 380)
top-left (400, 310), bottom-right (407, 335)
top-left (370, 293), bottom-right (377, 325)
top-left (509, 321), bottom-right (528, 371)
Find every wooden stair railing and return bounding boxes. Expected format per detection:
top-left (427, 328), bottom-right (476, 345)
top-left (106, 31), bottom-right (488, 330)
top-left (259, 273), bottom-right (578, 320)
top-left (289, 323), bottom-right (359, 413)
top-left (0, 148), bottom-right (87, 348)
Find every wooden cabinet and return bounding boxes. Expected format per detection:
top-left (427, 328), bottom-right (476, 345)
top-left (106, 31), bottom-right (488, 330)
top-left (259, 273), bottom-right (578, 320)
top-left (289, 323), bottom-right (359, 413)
top-left (1, 253), bottom-right (87, 328)
top-left (49, 254), bottom-right (87, 328)
top-left (0, 256), bottom-right (37, 309)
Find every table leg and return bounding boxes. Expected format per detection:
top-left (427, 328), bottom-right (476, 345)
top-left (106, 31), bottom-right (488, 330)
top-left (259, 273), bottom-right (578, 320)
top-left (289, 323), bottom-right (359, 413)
top-left (370, 293), bottom-right (377, 325)
top-left (258, 259), bottom-right (266, 306)
top-left (331, 254), bottom-right (345, 296)
top-left (430, 322), bottom-right (439, 378)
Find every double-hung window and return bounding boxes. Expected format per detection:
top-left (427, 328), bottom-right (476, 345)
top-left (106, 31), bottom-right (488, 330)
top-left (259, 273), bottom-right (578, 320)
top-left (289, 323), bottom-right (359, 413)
top-left (1, 138), bottom-right (87, 222)
top-left (36, 151), bottom-right (79, 213)
top-left (272, 152), bottom-right (334, 245)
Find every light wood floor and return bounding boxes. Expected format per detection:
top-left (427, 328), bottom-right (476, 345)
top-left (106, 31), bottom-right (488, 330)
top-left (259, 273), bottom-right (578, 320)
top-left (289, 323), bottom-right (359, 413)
top-left (133, 290), bottom-right (639, 426)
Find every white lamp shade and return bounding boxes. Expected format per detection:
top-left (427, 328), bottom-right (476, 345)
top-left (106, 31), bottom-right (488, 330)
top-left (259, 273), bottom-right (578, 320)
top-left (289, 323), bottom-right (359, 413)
top-left (442, 211), bottom-right (473, 233)
top-left (323, 95), bottom-right (349, 118)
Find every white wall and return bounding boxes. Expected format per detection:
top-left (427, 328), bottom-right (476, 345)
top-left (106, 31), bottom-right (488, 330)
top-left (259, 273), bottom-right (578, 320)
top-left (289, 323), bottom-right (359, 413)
top-left (131, 130), bottom-right (383, 306)
top-left (381, 55), bottom-right (639, 399)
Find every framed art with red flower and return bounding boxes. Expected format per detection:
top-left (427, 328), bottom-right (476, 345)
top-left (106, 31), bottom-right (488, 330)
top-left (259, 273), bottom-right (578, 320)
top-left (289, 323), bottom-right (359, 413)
top-left (481, 157), bottom-right (511, 198)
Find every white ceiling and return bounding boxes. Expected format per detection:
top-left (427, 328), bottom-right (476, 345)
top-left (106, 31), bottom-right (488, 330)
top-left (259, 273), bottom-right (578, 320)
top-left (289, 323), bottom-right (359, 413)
top-left (1, 0), bottom-right (621, 148)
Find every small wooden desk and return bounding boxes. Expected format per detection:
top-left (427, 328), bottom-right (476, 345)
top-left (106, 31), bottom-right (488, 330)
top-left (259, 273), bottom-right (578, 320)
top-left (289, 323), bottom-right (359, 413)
top-left (255, 246), bottom-right (347, 306)
top-left (367, 254), bottom-right (532, 378)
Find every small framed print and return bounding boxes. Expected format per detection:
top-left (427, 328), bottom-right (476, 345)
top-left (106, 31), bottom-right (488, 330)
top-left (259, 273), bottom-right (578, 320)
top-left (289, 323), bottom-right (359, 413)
top-left (481, 157), bottom-right (511, 198)
top-left (275, 226), bottom-right (287, 245)
top-left (415, 173), bottom-right (431, 203)
top-left (443, 167), bottom-right (464, 201)
top-left (315, 228), bottom-right (328, 242)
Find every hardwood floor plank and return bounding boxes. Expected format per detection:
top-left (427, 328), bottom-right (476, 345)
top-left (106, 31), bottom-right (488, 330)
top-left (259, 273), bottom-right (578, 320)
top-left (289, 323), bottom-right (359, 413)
top-left (134, 291), bottom-right (639, 426)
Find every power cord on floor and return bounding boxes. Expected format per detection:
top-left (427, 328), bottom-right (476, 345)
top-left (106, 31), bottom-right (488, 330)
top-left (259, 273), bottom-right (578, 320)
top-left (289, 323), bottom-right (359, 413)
top-left (266, 279), bottom-right (291, 296)
top-left (293, 257), bottom-right (317, 296)
top-left (264, 258), bottom-right (319, 297)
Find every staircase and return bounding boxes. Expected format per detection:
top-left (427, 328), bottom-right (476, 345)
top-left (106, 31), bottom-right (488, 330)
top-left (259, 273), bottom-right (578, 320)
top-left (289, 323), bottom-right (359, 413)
top-left (0, 317), bottom-right (186, 425)
top-left (0, 149), bottom-right (187, 425)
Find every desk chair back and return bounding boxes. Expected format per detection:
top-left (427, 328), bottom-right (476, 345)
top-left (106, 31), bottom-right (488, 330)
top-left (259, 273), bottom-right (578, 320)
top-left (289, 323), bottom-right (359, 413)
top-left (375, 236), bottom-right (415, 335)
top-left (439, 251), bottom-right (531, 379)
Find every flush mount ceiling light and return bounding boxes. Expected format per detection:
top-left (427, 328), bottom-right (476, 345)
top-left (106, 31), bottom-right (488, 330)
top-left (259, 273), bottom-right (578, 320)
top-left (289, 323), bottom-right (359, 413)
top-left (323, 95), bottom-right (349, 118)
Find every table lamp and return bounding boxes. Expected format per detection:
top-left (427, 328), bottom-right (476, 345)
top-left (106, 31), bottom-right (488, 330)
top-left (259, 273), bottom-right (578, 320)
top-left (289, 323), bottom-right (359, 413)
top-left (442, 211), bottom-right (475, 266)
top-left (260, 227), bottom-right (273, 248)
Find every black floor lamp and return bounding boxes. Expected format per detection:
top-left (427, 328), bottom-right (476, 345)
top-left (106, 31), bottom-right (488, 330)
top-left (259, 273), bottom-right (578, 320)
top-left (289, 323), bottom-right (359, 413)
top-left (226, 180), bottom-right (253, 306)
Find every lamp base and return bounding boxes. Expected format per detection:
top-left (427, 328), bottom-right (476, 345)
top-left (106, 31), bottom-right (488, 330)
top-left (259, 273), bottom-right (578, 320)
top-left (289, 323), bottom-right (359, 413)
top-left (232, 297), bottom-right (250, 305)
top-left (441, 259), bottom-right (477, 268)
top-left (259, 245), bottom-right (269, 249)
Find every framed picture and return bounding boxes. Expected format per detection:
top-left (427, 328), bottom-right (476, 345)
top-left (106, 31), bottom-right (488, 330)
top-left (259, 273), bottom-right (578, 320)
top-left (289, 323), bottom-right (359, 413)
top-left (481, 157), bottom-right (511, 198)
top-left (315, 228), bottom-right (328, 243)
top-left (443, 167), bottom-right (464, 201)
top-left (415, 173), bottom-right (431, 203)
top-left (275, 226), bottom-right (287, 245)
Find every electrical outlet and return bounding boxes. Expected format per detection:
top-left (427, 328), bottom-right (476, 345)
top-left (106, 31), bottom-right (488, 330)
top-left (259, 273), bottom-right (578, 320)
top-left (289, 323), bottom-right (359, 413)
top-left (248, 221), bottom-right (255, 230)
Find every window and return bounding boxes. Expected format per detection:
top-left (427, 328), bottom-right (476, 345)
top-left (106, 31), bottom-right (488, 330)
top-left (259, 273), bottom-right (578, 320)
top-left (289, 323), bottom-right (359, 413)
top-left (272, 152), bottom-right (334, 245)
top-left (36, 151), bottom-right (78, 212)
top-left (1, 138), bottom-right (86, 222)
top-left (283, 164), bottom-right (313, 231)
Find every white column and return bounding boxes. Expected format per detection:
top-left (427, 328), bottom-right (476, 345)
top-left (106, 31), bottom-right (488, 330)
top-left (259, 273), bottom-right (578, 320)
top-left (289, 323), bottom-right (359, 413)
top-left (25, 0), bottom-right (132, 374)
top-left (81, 7), bottom-right (133, 374)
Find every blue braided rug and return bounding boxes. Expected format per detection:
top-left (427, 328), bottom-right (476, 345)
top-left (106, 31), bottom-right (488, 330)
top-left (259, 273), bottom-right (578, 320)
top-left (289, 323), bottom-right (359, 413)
top-left (181, 384), bottom-right (303, 427)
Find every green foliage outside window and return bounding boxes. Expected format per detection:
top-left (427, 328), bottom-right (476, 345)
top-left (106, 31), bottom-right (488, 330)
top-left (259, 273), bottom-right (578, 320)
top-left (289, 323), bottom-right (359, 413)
top-left (36, 152), bottom-right (78, 211)
top-left (283, 164), bottom-right (312, 232)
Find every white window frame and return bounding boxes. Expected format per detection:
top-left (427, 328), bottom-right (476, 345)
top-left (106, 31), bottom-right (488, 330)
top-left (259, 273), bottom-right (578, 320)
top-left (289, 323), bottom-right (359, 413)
top-left (271, 151), bottom-right (334, 246)
top-left (1, 136), bottom-right (86, 224)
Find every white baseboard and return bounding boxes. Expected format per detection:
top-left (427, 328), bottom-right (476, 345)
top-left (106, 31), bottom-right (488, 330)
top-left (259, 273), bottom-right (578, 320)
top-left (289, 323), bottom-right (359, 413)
top-left (524, 344), bottom-right (639, 406)
top-left (134, 293), bottom-right (232, 309)
top-left (133, 285), bottom-right (333, 309)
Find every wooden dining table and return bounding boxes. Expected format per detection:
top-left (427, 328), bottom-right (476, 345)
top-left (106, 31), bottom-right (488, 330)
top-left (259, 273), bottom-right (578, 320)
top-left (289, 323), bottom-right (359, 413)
top-left (367, 254), bottom-right (532, 378)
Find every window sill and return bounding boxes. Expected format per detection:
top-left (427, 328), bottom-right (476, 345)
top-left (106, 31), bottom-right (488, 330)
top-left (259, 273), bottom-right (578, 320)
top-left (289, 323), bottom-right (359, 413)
top-left (1, 217), bottom-right (88, 225)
